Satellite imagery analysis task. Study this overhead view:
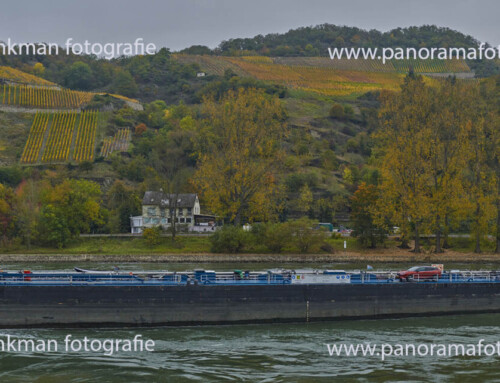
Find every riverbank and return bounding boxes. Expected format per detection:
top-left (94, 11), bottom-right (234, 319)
top-left (0, 249), bottom-right (498, 263)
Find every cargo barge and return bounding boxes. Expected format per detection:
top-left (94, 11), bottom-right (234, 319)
top-left (0, 268), bottom-right (499, 327)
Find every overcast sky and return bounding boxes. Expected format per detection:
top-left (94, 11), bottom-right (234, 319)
top-left (0, 0), bottom-right (498, 51)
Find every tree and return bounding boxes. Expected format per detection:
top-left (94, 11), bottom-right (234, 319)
top-left (106, 180), bottom-right (141, 233)
top-left (37, 204), bottom-right (71, 248)
top-left (462, 113), bottom-right (495, 253)
top-left (0, 184), bottom-right (15, 244)
top-left (14, 179), bottom-right (39, 248)
top-left (375, 74), bottom-right (434, 252)
top-left (298, 184), bottom-right (313, 213)
top-left (351, 183), bottom-right (386, 248)
top-left (145, 100), bottom-right (168, 128)
top-left (37, 179), bottom-right (104, 246)
top-left (64, 61), bottom-right (93, 90)
top-left (33, 62), bottom-right (45, 77)
top-left (134, 123), bottom-right (147, 136)
top-left (425, 79), bottom-right (472, 252)
top-left (151, 126), bottom-right (195, 239)
top-left (480, 77), bottom-right (500, 253)
top-left (193, 88), bottom-right (287, 225)
top-left (113, 70), bottom-right (138, 97)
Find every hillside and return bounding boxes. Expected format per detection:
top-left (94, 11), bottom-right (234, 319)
top-left (175, 54), bottom-right (472, 97)
top-left (0, 67), bottom-right (142, 167)
top-left (0, 66), bottom-right (57, 87)
top-left (0, 23), bottom-right (496, 229)
top-left (181, 24), bottom-right (497, 77)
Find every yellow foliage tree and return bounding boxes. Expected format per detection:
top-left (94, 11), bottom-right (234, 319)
top-left (192, 88), bottom-right (287, 225)
top-left (375, 74), bottom-right (434, 252)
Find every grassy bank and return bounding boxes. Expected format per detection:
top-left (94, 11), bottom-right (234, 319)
top-left (0, 236), bottom-right (498, 264)
top-left (3, 236), bottom-right (365, 255)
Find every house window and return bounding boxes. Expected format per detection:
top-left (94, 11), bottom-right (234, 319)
top-left (170, 209), bottom-right (174, 217)
top-left (167, 218), bottom-right (171, 223)
top-left (161, 218), bottom-right (167, 225)
top-left (179, 217), bottom-right (185, 223)
top-left (152, 218), bottom-right (160, 225)
top-left (144, 217), bottom-right (151, 224)
top-left (186, 217), bottom-right (192, 223)
top-left (187, 208), bottom-right (192, 215)
top-left (147, 207), bottom-right (156, 216)
top-left (160, 209), bottom-right (166, 217)
top-left (178, 209), bottom-right (183, 216)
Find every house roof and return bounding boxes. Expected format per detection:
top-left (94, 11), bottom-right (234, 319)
top-left (142, 192), bottom-right (198, 208)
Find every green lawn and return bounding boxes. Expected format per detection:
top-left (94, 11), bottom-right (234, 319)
top-left (1, 234), bottom-right (494, 255)
top-left (3, 236), bottom-right (213, 255)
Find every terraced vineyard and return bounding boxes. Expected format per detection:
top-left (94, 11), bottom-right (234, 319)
top-left (176, 55), bottom-right (471, 75)
top-left (100, 128), bottom-right (131, 158)
top-left (73, 110), bottom-right (98, 162)
top-left (20, 111), bottom-right (99, 164)
top-left (1, 84), bottom-right (93, 109)
top-left (226, 58), bottom-right (405, 96)
top-left (0, 66), bottom-right (57, 86)
top-left (20, 113), bottom-right (50, 164)
top-left (173, 54), bottom-right (249, 76)
top-left (41, 112), bottom-right (77, 162)
top-left (271, 57), bottom-right (470, 73)
top-left (174, 55), bottom-right (472, 96)
top-left (389, 58), bottom-right (470, 73)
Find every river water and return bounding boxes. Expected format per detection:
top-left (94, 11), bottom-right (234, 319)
top-left (0, 262), bottom-right (499, 382)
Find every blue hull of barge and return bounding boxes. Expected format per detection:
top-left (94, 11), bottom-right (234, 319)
top-left (0, 282), bottom-right (500, 327)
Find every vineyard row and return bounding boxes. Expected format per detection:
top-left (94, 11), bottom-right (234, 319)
top-left (100, 128), bottom-right (131, 158)
top-left (20, 111), bottom-right (99, 164)
top-left (1, 84), bottom-right (94, 109)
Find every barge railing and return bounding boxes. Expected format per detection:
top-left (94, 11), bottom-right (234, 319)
top-left (0, 270), bottom-right (498, 286)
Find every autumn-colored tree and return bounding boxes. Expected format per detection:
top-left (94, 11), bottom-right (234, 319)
top-left (192, 88), bottom-right (287, 225)
top-left (33, 62), bottom-right (45, 77)
top-left (480, 77), bottom-right (500, 253)
top-left (462, 111), bottom-right (495, 253)
top-left (37, 179), bottom-right (104, 247)
top-left (426, 79), bottom-right (472, 252)
top-left (134, 123), bottom-right (147, 136)
top-left (375, 74), bottom-right (433, 252)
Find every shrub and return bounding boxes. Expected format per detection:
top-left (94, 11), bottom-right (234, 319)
top-left (0, 166), bottom-right (23, 187)
top-left (261, 223), bottom-right (293, 253)
top-left (329, 103), bottom-right (345, 119)
top-left (320, 149), bottom-right (339, 170)
top-left (320, 243), bottom-right (334, 253)
top-left (285, 172), bottom-right (319, 192)
top-left (344, 105), bottom-right (354, 118)
top-left (143, 227), bottom-right (161, 247)
top-left (210, 225), bottom-right (251, 253)
top-left (286, 218), bottom-right (327, 253)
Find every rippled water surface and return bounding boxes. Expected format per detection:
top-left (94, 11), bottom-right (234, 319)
top-left (0, 262), bottom-right (498, 382)
top-left (0, 315), bottom-right (499, 382)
